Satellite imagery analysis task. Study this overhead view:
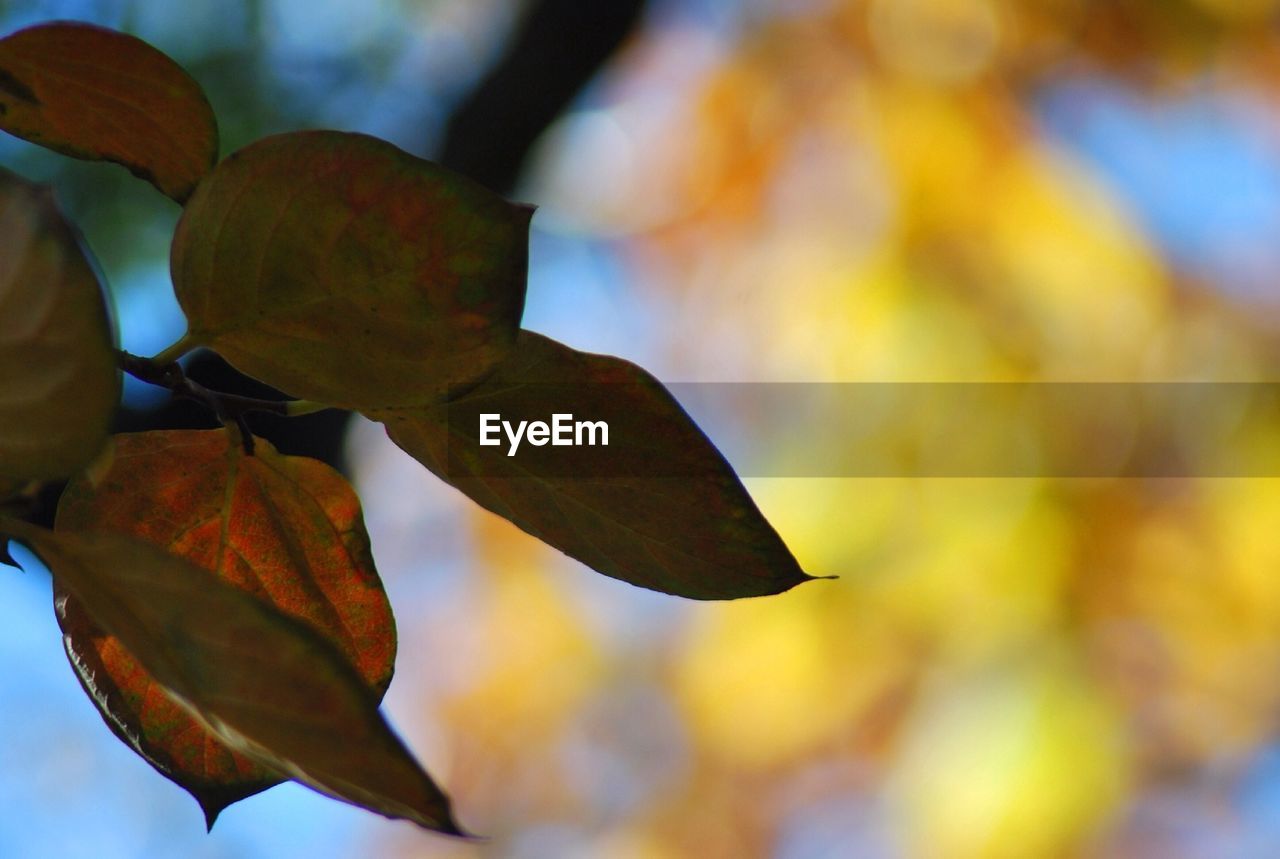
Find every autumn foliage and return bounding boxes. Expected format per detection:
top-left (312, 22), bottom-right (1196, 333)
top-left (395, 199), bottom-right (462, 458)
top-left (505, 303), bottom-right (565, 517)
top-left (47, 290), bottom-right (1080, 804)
top-left (0, 22), bottom-right (810, 836)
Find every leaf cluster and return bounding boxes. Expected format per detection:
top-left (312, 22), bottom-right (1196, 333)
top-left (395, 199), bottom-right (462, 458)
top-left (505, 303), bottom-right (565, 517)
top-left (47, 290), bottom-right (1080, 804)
top-left (0, 22), bottom-right (815, 836)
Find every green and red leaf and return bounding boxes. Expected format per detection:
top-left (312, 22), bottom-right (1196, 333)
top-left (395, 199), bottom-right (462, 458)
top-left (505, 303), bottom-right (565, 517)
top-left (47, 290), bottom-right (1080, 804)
top-left (371, 331), bottom-right (817, 600)
top-left (171, 130), bottom-right (533, 409)
top-left (0, 168), bottom-right (117, 482)
top-left (54, 429), bottom-right (398, 827)
top-left (0, 22), bottom-right (218, 202)
top-left (0, 519), bottom-right (463, 835)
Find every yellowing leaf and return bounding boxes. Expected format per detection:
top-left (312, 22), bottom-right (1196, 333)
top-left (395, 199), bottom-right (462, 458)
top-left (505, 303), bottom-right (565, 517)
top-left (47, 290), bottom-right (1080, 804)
top-left (171, 130), bottom-right (533, 408)
top-left (0, 168), bottom-right (117, 481)
top-left (371, 331), bottom-right (816, 600)
top-left (3, 520), bottom-right (464, 836)
top-left (0, 22), bottom-right (218, 202)
top-left (54, 429), bottom-right (396, 826)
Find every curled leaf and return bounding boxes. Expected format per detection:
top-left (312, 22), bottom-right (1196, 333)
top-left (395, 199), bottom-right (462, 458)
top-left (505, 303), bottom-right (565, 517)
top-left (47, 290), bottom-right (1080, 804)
top-left (1, 520), bottom-right (464, 836)
top-left (371, 331), bottom-right (816, 600)
top-left (0, 168), bottom-right (117, 482)
top-left (55, 429), bottom-right (397, 826)
top-left (171, 130), bottom-right (533, 409)
top-left (0, 22), bottom-right (218, 202)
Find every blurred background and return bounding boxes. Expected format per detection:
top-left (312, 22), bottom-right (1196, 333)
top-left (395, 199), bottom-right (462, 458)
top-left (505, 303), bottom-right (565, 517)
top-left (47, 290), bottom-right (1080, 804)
top-left (6, 0), bottom-right (1280, 856)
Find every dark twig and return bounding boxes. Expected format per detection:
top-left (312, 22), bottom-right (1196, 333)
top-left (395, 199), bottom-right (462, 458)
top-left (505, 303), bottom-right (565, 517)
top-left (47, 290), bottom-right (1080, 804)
top-left (116, 351), bottom-right (288, 455)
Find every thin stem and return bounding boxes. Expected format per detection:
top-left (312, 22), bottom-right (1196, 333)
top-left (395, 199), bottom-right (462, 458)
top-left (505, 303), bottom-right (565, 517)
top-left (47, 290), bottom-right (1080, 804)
top-left (149, 331), bottom-right (200, 366)
top-left (116, 351), bottom-right (297, 454)
top-left (117, 350), bottom-right (182, 388)
top-left (285, 400), bottom-right (334, 417)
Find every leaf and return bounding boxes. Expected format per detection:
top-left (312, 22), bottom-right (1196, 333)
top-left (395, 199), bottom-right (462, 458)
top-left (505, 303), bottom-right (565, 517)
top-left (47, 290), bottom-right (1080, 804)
top-left (0, 519), bottom-right (465, 836)
top-left (370, 331), bottom-right (817, 600)
top-left (53, 429), bottom-right (398, 827)
top-left (0, 168), bottom-right (117, 482)
top-left (0, 22), bottom-right (218, 202)
top-left (171, 130), bottom-right (533, 409)
top-left (1, 479), bottom-right (30, 567)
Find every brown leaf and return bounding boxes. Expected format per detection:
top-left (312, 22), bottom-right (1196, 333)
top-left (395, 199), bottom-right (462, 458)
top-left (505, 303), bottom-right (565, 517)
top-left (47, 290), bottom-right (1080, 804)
top-left (371, 331), bottom-right (818, 600)
top-left (0, 168), bottom-right (117, 482)
top-left (0, 22), bottom-right (218, 202)
top-left (0, 519), bottom-right (465, 836)
top-left (171, 130), bottom-right (533, 409)
top-left (54, 430), bottom-right (397, 827)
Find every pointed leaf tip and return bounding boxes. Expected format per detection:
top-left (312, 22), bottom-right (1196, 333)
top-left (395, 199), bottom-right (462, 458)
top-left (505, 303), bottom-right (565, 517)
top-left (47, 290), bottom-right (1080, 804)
top-left (54, 430), bottom-right (399, 821)
top-left (202, 802), bottom-right (219, 833)
top-left (371, 330), bottom-right (809, 600)
top-left (28, 526), bottom-right (463, 836)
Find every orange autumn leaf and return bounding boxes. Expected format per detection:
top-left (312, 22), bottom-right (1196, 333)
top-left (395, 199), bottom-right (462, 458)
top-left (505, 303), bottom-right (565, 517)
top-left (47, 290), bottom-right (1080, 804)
top-left (54, 429), bottom-right (396, 827)
top-left (4, 521), bottom-right (463, 835)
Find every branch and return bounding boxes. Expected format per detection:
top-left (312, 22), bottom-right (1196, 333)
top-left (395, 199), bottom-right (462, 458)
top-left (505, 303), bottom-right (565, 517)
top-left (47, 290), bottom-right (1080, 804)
top-left (117, 351), bottom-right (293, 454)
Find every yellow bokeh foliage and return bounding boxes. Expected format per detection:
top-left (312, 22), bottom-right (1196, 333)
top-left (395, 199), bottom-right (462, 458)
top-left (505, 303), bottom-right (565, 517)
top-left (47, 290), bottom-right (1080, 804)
top-left (365, 1), bottom-right (1280, 855)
